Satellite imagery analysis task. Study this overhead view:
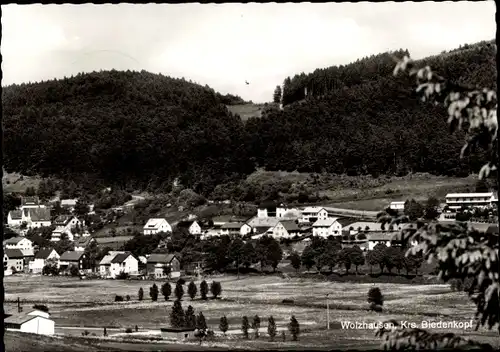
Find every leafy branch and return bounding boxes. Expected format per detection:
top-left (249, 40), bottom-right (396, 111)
top-left (375, 54), bottom-right (500, 349)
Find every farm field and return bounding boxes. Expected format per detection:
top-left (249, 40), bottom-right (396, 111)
top-left (4, 274), bottom-right (499, 350)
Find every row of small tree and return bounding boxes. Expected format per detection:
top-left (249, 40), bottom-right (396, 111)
top-left (169, 299), bottom-right (300, 342)
top-left (288, 237), bottom-right (423, 275)
top-left (138, 280), bottom-right (222, 302)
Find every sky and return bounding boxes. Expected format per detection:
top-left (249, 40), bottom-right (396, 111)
top-left (1, 2), bottom-right (496, 103)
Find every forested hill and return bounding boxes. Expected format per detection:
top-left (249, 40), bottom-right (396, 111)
top-left (2, 40), bottom-right (497, 197)
top-left (246, 40), bottom-right (496, 177)
top-left (2, 70), bottom-right (254, 194)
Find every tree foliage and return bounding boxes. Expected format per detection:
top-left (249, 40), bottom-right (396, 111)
top-left (188, 281), bottom-right (197, 300)
top-left (376, 48), bottom-right (499, 349)
top-left (161, 282), bottom-right (171, 301)
top-left (185, 305), bottom-right (196, 329)
top-left (200, 280), bottom-right (208, 300)
top-left (149, 283), bottom-right (159, 302)
top-left (241, 316), bottom-right (250, 339)
top-left (219, 315), bottom-right (229, 335)
top-left (170, 300), bottom-right (185, 328)
top-left (210, 281), bottom-right (222, 299)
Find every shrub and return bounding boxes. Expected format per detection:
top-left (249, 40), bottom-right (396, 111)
top-left (367, 287), bottom-right (384, 306)
top-left (288, 316), bottom-right (300, 341)
top-left (126, 295), bottom-right (130, 301)
top-left (161, 282), bottom-right (171, 301)
top-left (116, 271), bottom-right (130, 280)
top-left (200, 280), bottom-right (208, 300)
top-left (69, 265), bottom-right (79, 277)
top-left (150, 283), bottom-right (159, 301)
top-left (252, 315), bottom-right (261, 339)
top-left (210, 281), bottom-right (222, 299)
top-left (138, 287), bottom-right (144, 301)
top-left (267, 316), bottom-right (277, 341)
top-left (175, 281), bottom-right (184, 301)
top-left (115, 295), bottom-right (124, 302)
top-left (125, 328), bottom-right (133, 333)
top-left (82, 330), bottom-right (90, 336)
top-left (33, 304), bottom-right (49, 313)
top-left (188, 281), bottom-right (197, 300)
top-left (241, 316), bottom-right (249, 339)
top-left (219, 316), bottom-right (229, 335)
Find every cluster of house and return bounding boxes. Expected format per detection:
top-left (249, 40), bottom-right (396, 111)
top-left (142, 205), bottom-right (346, 240)
top-left (6, 196), bottom-right (91, 241)
top-left (3, 232), bottom-right (183, 279)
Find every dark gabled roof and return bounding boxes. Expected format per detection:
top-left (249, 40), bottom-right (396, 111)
top-left (280, 220), bottom-right (300, 232)
top-left (4, 236), bottom-right (30, 245)
top-left (9, 210), bottom-right (22, 219)
top-left (161, 327), bottom-right (196, 332)
top-left (54, 215), bottom-right (73, 226)
top-left (75, 236), bottom-right (94, 247)
top-left (111, 252), bottom-right (135, 264)
top-left (35, 248), bottom-right (58, 259)
top-left (5, 249), bottom-right (24, 259)
top-left (147, 253), bottom-right (177, 264)
top-left (221, 222), bottom-right (245, 229)
top-left (60, 251), bottom-right (85, 261)
top-left (4, 313), bottom-right (39, 325)
top-left (486, 225), bottom-right (499, 234)
top-left (253, 226), bottom-right (271, 235)
top-left (23, 208), bottom-right (51, 222)
top-left (176, 220), bottom-right (195, 228)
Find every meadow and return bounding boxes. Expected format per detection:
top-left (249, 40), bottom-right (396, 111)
top-left (4, 274), bottom-right (499, 350)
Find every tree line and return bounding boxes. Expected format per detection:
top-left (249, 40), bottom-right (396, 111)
top-left (2, 40), bottom-right (496, 197)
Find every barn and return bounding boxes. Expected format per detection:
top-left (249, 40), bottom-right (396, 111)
top-left (160, 327), bottom-right (196, 340)
top-left (4, 309), bottom-right (55, 335)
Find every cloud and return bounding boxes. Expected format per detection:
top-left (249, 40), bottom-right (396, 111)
top-left (1, 2), bottom-right (495, 103)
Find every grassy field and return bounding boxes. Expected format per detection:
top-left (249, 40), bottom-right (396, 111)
top-left (226, 103), bottom-right (265, 121)
top-left (2, 171), bottom-right (43, 193)
top-left (4, 274), bottom-right (499, 350)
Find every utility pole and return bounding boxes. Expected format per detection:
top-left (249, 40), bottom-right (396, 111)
top-left (326, 294), bottom-right (330, 330)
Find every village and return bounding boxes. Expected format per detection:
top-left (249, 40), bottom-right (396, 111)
top-left (4, 191), bottom-right (499, 281)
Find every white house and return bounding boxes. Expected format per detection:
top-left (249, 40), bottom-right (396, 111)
top-left (389, 201), bottom-right (406, 211)
top-left (312, 218), bottom-right (342, 238)
top-left (300, 207), bottom-right (329, 223)
top-left (60, 199), bottom-right (78, 211)
top-left (29, 248), bottom-right (60, 274)
top-left (220, 222), bottom-right (253, 236)
top-left (276, 220), bottom-right (301, 238)
top-left (99, 251), bottom-right (138, 278)
top-left (276, 205), bottom-right (302, 219)
top-left (7, 210), bottom-right (23, 227)
top-left (74, 236), bottom-right (96, 252)
top-left (143, 218), bottom-right (172, 235)
top-left (176, 220), bottom-right (202, 235)
top-left (20, 196), bottom-right (46, 210)
top-left (445, 192), bottom-right (495, 210)
top-left (50, 215), bottom-right (81, 242)
top-left (4, 249), bottom-right (25, 273)
top-left (21, 208), bottom-right (52, 229)
top-left (3, 237), bottom-right (34, 257)
top-left (4, 309), bottom-right (55, 335)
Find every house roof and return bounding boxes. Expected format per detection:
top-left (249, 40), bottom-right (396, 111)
top-left (246, 216), bottom-right (280, 228)
top-left (23, 208), bottom-right (51, 222)
top-left (5, 248), bottom-right (24, 259)
top-left (35, 248), bottom-right (58, 259)
top-left (3, 236), bottom-right (31, 245)
top-left (147, 253), bottom-right (177, 264)
top-left (446, 193), bottom-right (493, 198)
top-left (21, 196), bottom-right (40, 206)
top-left (99, 251), bottom-right (122, 265)
top-left (343, 221), bottom-right (385, 231)
top-left (9, 210), bottom-right (22, 220)
top-left (111, 252), bottom-right (135, 264)
top-left (280, 220), bottom-right (300, 232)
top-left (176, 220), bottom-right (196, 228)
top-left (221, 222), bottom-right (245, 229)
top-left (312, 218), bottom-right (339, 227)
top-left (144, 218), bottom-right (168, 229)
top-left (60, 251), bottom-right (85, 261)
top-left (54, 215), bottom-right (74, 226)
top-left (75, 236), bottom-right (94, 247)
top-left (253, 226), bottom-right (271, 235)
top-left (61, 199), bottom-right (78, 206)
top-left (486, 225), bottom-right (499, 234)
top-left (367, 232), bottom-right (403, 242)
top-left (4, 313), bottom-right (39, 325)
top-left (302, 207), bottom-right (325, 214)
